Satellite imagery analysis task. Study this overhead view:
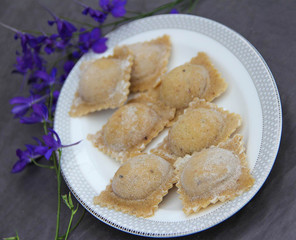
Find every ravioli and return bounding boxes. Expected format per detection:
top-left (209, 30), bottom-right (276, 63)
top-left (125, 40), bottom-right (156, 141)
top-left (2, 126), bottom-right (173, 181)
top-left (174, 135), bottom-right (254, 215)
top-left (94, 154), bottom-right (176, 218)
top-left (121, 35), bottom-right (171, 92)
top-left (69, 46), bottom-right (133, 117)
top-left (88, 93), bottom-right (175, 163)
top-left (159, 63), bottom-right (209, 109)
top-left (151, 98), bottom-right (242, 164)
top-left (153, 52), bottom-right (227, 121)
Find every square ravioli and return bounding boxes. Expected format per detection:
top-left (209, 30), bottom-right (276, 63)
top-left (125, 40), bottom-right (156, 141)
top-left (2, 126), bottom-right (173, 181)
top-left (94, 154), bottom-right (176, 218)
top-left (69, 46), bottom-right (133, 117)
top-left (151, 98), bottom-right (242, 164)
top-left (174, 135), bottom-right (255, 215)
top-left (151, 51), bottom-right (227, 121)
top-left (88, 93), bottom-right (175, 163)
top-left (117, 35), bottom-right (172, 92)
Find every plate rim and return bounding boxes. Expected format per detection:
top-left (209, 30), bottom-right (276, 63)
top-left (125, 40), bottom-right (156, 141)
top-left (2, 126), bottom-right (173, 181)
top-left (54, 14), bottom-right (282, 238)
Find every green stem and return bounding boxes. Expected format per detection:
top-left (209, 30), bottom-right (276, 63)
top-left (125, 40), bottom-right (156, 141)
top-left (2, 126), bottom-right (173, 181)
top-left (43, 121), bottom-right (48, 134)
top-left (3, 231), bottom-right (20, 240)
top-left (51, 53), bottom-right (71, 69)
top-left (58, 209), bottom-right (86, 240)
top-left (188, 0), bottom-right (199, 13)
top-left (32, 159), bottom-right (54, 169)
top-left (60, 16), bottom-right (97, 28)
top-left (69, 208), bottom-right (86, 234)
top-left (48, 87), bottom-right (54, 123)
top-left (125, 9), bottom-right (143, 14)
top-left (22, 29), bottom-right (47, 35)
top-left (72, 28), bottom-right (90, 37)
top-left (64, 207), bottom-right (77, 240)
top-left (54, 150), bottom-right (62, 240)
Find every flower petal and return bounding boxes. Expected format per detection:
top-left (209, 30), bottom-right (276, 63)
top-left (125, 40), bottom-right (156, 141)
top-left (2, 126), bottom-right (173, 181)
top-left (90, 28), bottom-right (102, 40)
top-left (49, 129), bottom-right (62, 146)
top-left (44, 149), bottom-right (54, 160)
top-left (35, 70), bottom-right (49, 81)
top-left (43, 134), bottom-right (56, 148)
top-left (10, 96), bottom-right (28, 105)
top-left (170, 8), bottom-right (179, 14)
top-left (11, 104), bottom-right (29, 117)
top-left (111, 6), bottom-right (126, 17)
top-left (16, 149), bottom-right (23, 159)
top-left (91, 37), bottom-right (108, 53)
top-left (20, 114), bottom-right (42, 124)
top-left (11, 159), bottom-right (28, 173)
top-left (53, 90), bottom-right (60, 99)
top-left (99, 0), bottom-right (110, 11)
top-left (48, 20), bottom-right (55, 26)
top-left (82, 7), bottom-right (90, 15)
top-left (34, 146), bottom-right (48, 156)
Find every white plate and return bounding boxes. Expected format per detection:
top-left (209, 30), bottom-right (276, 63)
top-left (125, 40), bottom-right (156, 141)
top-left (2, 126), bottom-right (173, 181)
top-left (54, 14), bottom-right (282, 237)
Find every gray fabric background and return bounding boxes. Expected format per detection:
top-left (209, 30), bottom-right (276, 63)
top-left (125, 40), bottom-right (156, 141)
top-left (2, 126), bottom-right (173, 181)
top-left (0, 0), bottom-right (294, 239)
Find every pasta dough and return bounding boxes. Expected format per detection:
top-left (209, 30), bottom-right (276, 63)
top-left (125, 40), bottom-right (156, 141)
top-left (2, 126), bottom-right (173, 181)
top-left (151, 98), bottom-right (242, 164)
top-left (152, 52), bottom-right (227, 121)
top-left (174, 135), bottom-right (254, 215)
top-left (120, 35), bottom-right (172, 92)
top-left (94, 154), bottom-right (176, 217)
top-left (69, 46), bottom-right (133, 117)
top-left (159, 64), bottom-right (210, 109)
top-left (88, 93), bottom-right (175, 163)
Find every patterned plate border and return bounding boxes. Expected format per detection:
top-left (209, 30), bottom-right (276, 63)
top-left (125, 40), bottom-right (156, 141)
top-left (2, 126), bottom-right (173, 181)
top-left (54, 14), bottom-right (282, 237)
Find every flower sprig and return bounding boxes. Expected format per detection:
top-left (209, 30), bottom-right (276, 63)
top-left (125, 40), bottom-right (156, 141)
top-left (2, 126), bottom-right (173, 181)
top-left (3, 0), bottom-right (199, 239)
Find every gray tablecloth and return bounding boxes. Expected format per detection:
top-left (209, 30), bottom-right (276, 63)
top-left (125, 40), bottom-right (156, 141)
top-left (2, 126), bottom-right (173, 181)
top-left (0, 0), bottom-right (294, 239)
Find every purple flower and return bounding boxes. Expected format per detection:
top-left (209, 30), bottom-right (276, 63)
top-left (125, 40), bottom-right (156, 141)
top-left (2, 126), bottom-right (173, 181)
top-left (42, 129), bottom-right (80, 160)
top-left (28, 75), bottom-right (48, 93)
top-left (170, 8), bottom-right (179, 14)
top-left (44, 34), bottom-right (59, 54)
top-left (20, 103), bottom-right (49, 124)
top-left (27, 35), bottom-right (47, 52)
top-left (64, 60), bottom-right (75, 74)
top-left (14, 49), bottom-right (45, 76)
top-left (71, 50), bottom-right (82, 59)
top-left (48, 18), bottom-right (77, 41)
top-left (11, 151), bottom-right (29, 173)
top-left (14, 50), bottom-right (34, 74)
top-left (14, 33), bottom-right (46, 53)
top-left (34, 67), bottom-right (57, 86)
top-left (27, 68), bottom-right (57, 94)
top-left (43, 33), bottom-right (69, 54)
top-left (82, 7), bottom-right (107, 23)
top-left (11, 130), bottom-right (80, 173)
top-left (12, 149), bottom-right (32, 173)
top-left (11, 139), bottom-right (47, 173)
top-left (79, 28), bottom-right (108, 53)
top-left (10, 94), bottom-right (47, 118)
top-left (0, 24), bottom-right (46, 75)
top-left (33, 51), bottom-right (44, 70)
top-left (100, 0), bottom-right (127, 18)
top-left (26, 138), bottom-right (48, 158)
top-left (61, 60), bottom-right (75, 82)
top-left (43, 129), bottom-right (62, 160)
top-left (13, 32), bottom-right (46, 75)
top-left (15, 33), bottom-right (37, 53)
top-left (51, 90), bottom-right (60, 113)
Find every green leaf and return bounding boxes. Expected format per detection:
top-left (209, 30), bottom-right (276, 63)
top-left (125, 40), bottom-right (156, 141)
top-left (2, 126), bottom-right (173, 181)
top-left (62, 192), bottom-right (75, 210)
top-left (68, 192), bottom-right (74, 209)
top-left (73, 204), bottom-right (79, 215)
top-left (62, 194), bottom-right (71, 209)
top-left (3, 231), bottom-right (20, 240)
